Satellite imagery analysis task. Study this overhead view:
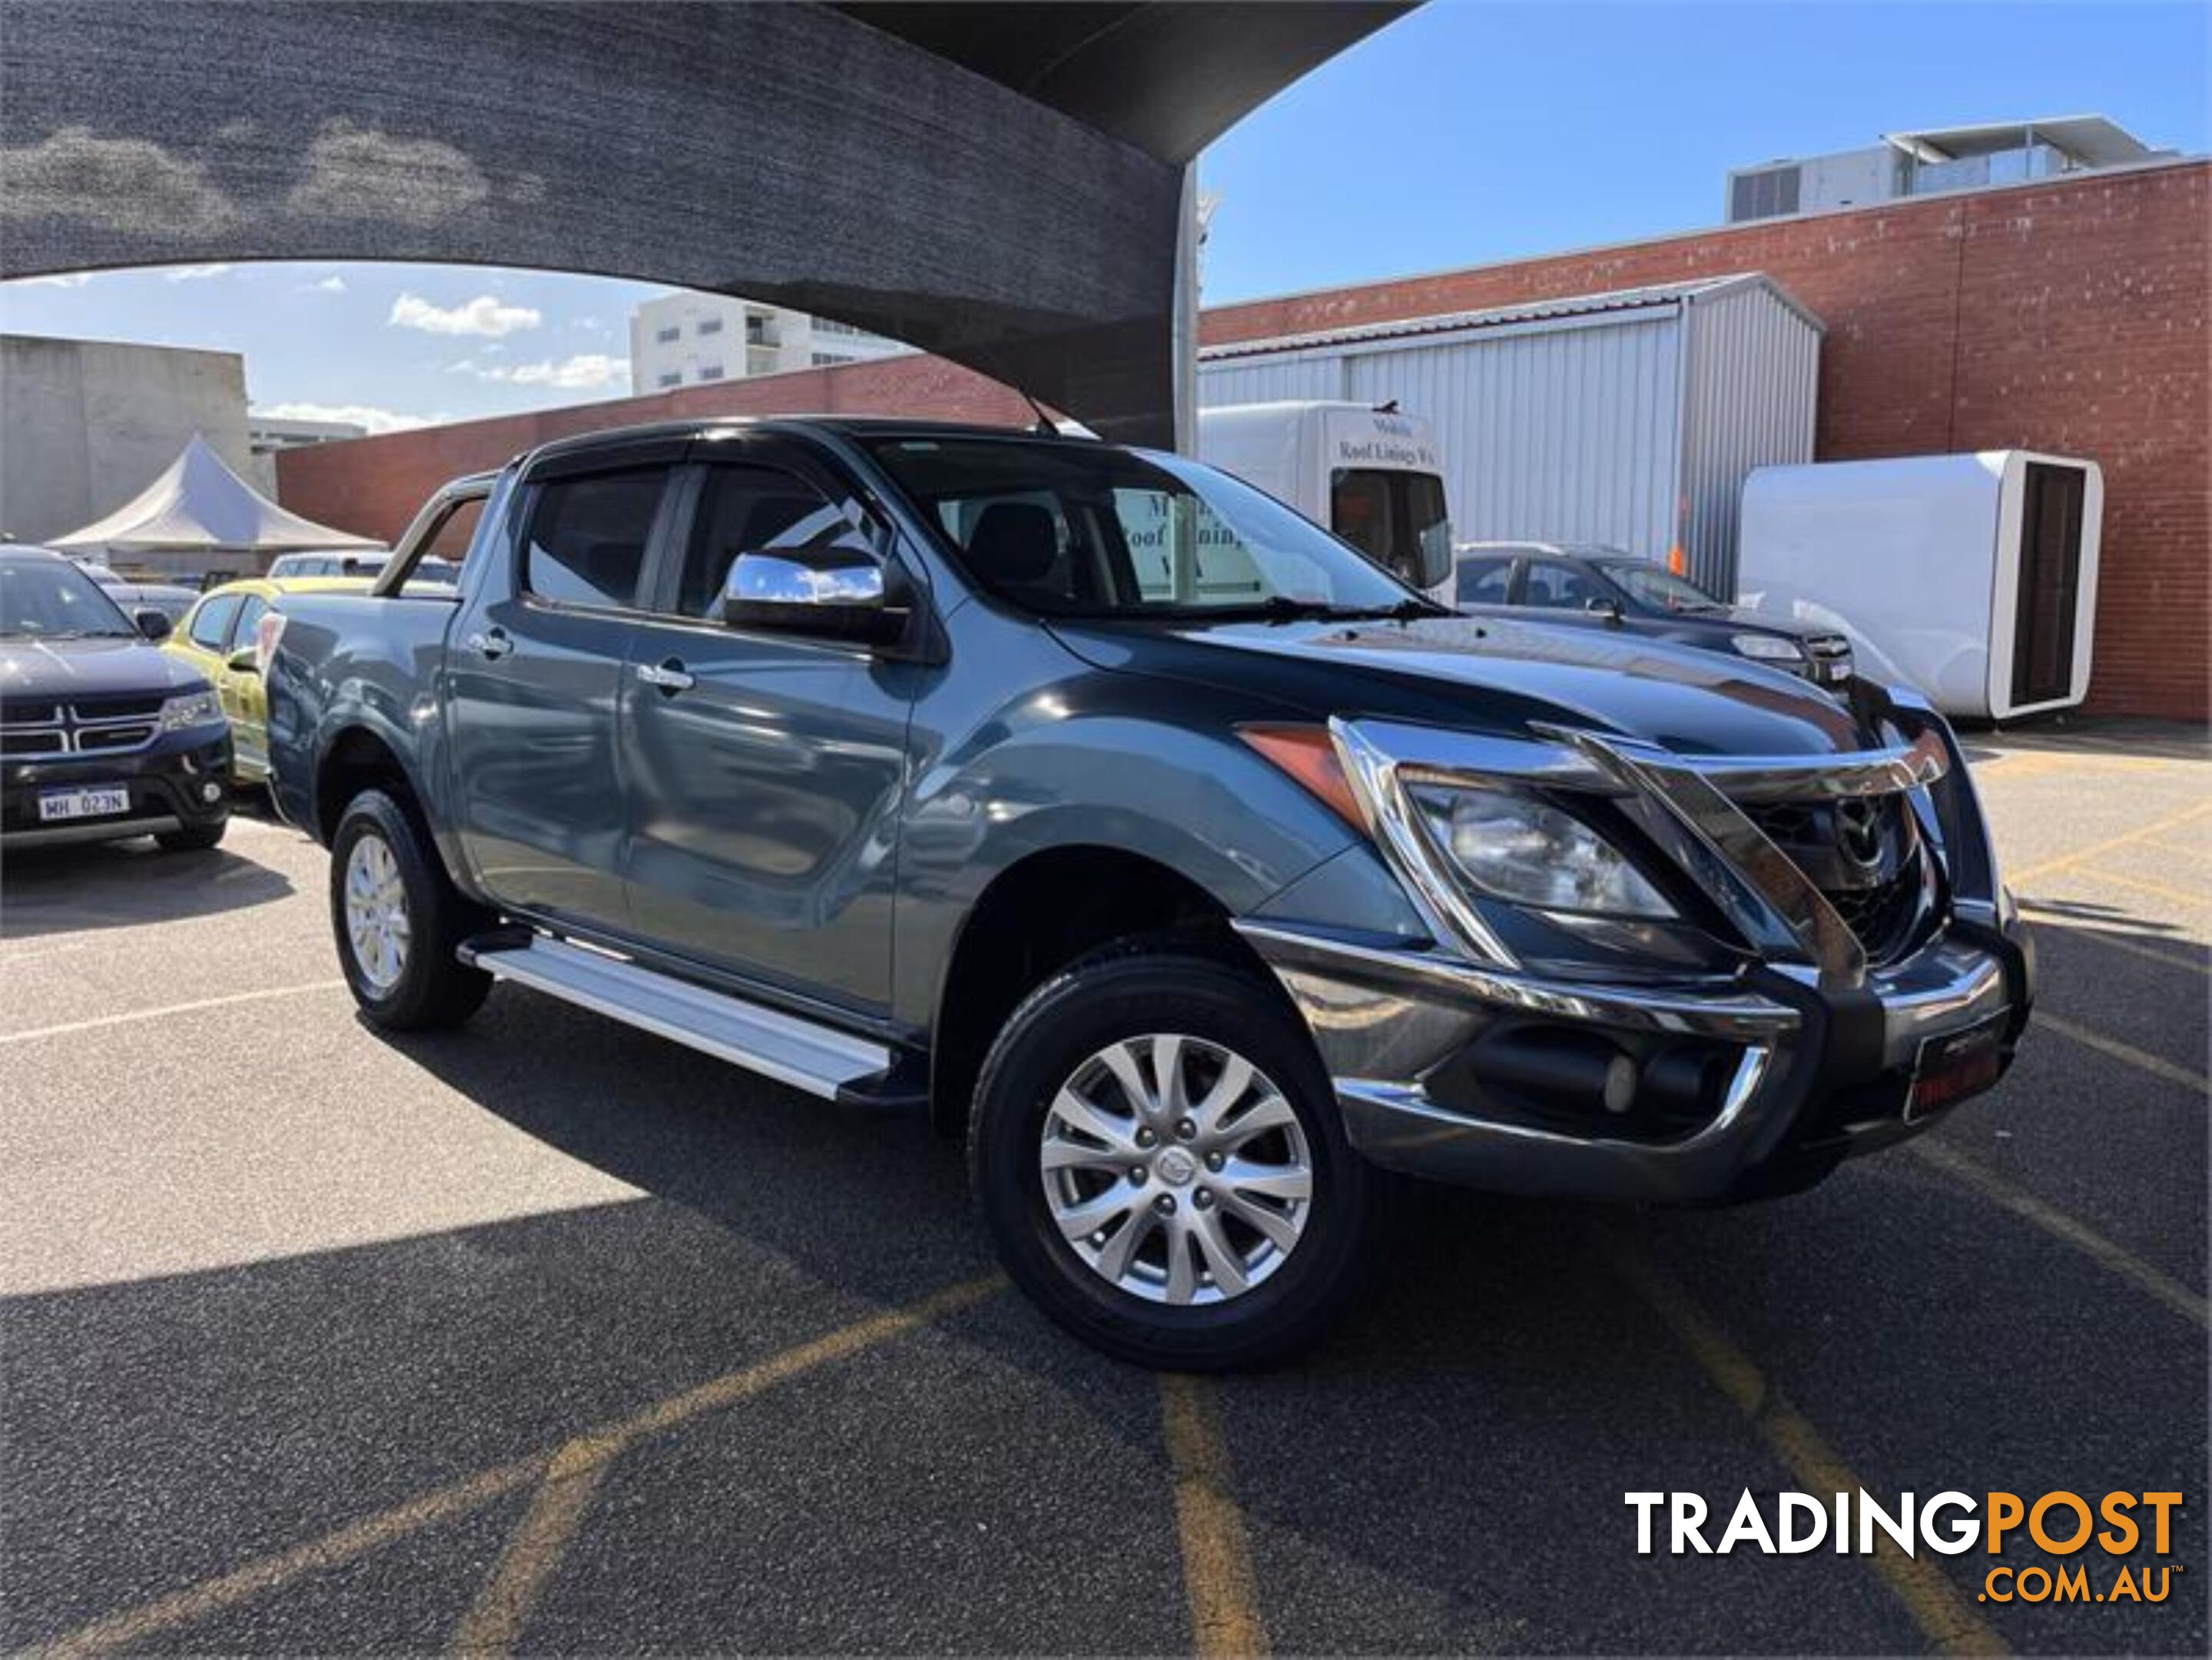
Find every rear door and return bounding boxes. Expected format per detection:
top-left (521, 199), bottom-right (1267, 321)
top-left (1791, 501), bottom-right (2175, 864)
top-left (2011, 462), bottom-right (2085, 708)
top-left (617, 439), bottom-right (915, 1014)
top-left (445, 438), bottom-right (685, 935)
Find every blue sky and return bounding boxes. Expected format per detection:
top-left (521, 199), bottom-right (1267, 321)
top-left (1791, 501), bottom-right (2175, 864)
top-left (2, 1), bottom-right (2201, 434)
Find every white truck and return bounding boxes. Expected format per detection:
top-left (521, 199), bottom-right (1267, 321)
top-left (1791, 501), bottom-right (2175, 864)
top-left (1196, 400), bottom-right (1453, 592)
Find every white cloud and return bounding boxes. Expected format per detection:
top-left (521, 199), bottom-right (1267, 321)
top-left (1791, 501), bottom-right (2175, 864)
top-left (389, 291), bottom-right (541, 337)
top-left (164, 263), bottom-right (234, 282)
top-left (253, 401), bottom-right (439, 437)
top-left (16, 272), bottom-right (92, 287)
top-left (469, 353), bottom-right (629, 391)
top-left (310, 274), bottom-right (347, 293)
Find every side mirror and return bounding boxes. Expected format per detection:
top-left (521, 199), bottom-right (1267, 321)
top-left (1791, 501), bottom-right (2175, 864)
top-left (134, 608), bottom-right (172, 641)
top-left (722, 547), bottom-right (910, 645)
top-left (225, 645), bottom-right (260, 673)
top-left (1584, 596), bottom-right (1624, 623)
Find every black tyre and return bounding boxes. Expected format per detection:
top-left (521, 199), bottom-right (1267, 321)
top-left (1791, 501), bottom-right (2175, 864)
top-left (155, 817), bottom-right (227, 852)
top-left (970, 947), bottom-right (1372, 1370)
top-left (329, 788), bottom-right (492, 1031)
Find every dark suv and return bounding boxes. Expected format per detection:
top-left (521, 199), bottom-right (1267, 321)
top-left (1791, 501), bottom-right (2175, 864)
top-left (266, 420), bottom-right (2031, 1367)
top-left (1, 548), bottom-right (231, 851)
top-left (1452, 542), bottom-right (1855, 688)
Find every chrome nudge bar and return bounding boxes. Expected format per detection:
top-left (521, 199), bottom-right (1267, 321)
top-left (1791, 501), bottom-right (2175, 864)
top-left (1328, 711), bottom-right (1978, 992)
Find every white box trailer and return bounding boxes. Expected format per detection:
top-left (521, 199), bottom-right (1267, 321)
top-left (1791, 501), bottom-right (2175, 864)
top-left (1739, 451), bottom-right (2103, 720)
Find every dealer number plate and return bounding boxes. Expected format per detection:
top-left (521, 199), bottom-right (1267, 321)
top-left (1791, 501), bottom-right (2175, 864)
top-left (1906, 1012), bottom-right (2008, 1123)
top-left (37, 785), bottom-right (131, 823)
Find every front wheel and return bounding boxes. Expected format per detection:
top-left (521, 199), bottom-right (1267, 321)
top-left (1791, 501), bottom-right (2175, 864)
top-left (155, 817), bottom-right (227, 852)
top-left (969, 948), bottom-right (1372, 1370)
top-left (329, 789), bottom-right (492, 1031)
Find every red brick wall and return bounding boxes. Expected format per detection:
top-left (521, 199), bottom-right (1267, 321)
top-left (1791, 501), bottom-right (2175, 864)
top-left (1205, 164), bottom-right (2209, 722)
top-left (276, 353), bottom-right (1034, 543)
top-left (280, 163), bottom-right (2207, 719)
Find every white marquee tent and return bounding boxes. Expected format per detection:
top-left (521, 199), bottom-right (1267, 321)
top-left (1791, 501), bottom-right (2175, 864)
top-left (48, 434), bottom-right (379, 579)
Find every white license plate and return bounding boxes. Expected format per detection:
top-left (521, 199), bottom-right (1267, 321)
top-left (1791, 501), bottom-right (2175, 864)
top-left (37, 785), bottom-right (131, 823)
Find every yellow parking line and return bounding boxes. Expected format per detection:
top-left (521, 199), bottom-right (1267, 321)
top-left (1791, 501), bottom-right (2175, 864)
top-left (1601, 1237), bottom-right (2008, 1657)
top-left (2069, 866), bottom-right (2211, 911)
top-left (40, 1277), bottom-right (1003, 1657)
top-left (0, 980), bottom-right (347, 1047)
top-left (1159, 1373), bottom-right (1269, 1659)
top-left (2006, 801), bottom-right (2212, 888)
top-left (41, 1456), bottom-right (549, 1658)
top-left (1907, 1141), bottom-right (2207, 1330)
top-left (2038, 1014), bottom-right (2209, 1094)
top-left (449, 1433), bottom-right (621, 1656)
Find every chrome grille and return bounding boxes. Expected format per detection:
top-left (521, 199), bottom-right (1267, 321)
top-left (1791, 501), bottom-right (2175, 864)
top-left (0, 699), bottom-right (167, 760)
top-left (1741, 794), bottom-right (1925, 963)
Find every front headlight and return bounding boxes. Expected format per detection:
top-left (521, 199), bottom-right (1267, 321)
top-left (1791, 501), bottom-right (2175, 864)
top-left (1730, 633), bottom-right (1806, 664)
top-left (159, 689), bottom-right (224, 732)
top-left (1408, 785), bottom-right (1676, 918)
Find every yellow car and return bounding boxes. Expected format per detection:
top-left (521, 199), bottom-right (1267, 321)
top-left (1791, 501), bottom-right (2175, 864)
top-left (165, 576), bottom-right (369, 784)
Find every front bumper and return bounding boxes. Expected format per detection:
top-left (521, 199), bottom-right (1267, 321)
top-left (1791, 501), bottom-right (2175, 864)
top-left (1236, 913), bottom-right (2033, 1202)
top-left (2, 725), bottom-right (233, 848)
top-left (1239, 689), bottom-right (2033, 1203)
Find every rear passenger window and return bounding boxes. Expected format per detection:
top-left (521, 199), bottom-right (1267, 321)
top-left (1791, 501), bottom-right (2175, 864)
top-left (524, 470), bottom-right (668, 610)
top-left (676, 465), bottom-right (867, 619)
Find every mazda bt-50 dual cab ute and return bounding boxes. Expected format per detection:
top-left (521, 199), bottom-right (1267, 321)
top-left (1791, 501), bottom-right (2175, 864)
top-left (263, 419), bottom-right (2033, 1368)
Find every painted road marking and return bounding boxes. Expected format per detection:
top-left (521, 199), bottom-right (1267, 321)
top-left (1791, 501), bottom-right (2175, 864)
top-left (1602, 1237), bottom-right (2008, 1657)
top-left (449, 1433), bottom-right (621, 1656)
top-left (1159, 1373), bottom-right (1269, 1659)
top-left (2005, 801), bottom-right (2212, 888)
top-left (40, 1276), bottom-right (1003, 1657)
top-left (0, 980), bottom-right (347, 1046)
top-left (1909, 1141), bottom-right (2207, 1330)
top-left (40, 1456), bottom-right (548, 1658)
top-left (2069, 866), bottom-right (2212, 911)
top-left (2037, 1014), bottom-right (2209, 1094)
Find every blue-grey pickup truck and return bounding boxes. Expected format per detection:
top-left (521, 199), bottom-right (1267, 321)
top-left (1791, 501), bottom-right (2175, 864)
top-left (265, 417), bottom-right (2032, 1367)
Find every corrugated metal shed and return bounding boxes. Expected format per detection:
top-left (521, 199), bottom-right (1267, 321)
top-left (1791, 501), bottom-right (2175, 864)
top-left (1198, 273), bottom-right (1822, 595)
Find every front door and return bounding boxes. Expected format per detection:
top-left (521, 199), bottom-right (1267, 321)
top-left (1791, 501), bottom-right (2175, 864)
top-left (619, 447), bottom-right (915, 1015)
top-left (445, 450), bottom-right (681, 935)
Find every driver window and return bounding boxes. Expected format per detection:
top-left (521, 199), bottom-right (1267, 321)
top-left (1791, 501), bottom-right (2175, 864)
top-left (1521, 560), bottom-right (1604, 609)
top-left (679, 464), bottom-right (870, 620)
top-left (188, 593), bottom-right (242, 650)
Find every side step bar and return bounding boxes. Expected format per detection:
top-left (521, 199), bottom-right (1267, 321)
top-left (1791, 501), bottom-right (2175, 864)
top-left (459, 934), bottom-right (891, 1101)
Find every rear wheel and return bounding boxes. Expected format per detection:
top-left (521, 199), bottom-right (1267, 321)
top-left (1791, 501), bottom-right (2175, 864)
top-left (970, 948), bottom-right (1371, 1369)
top-left (330, 788), bottom-right (491, 1031)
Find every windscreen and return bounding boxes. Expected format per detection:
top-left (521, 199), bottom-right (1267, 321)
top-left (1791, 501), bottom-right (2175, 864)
top-left (867, 436), bottom-right (1428, 620)
top-left (0, 559), bottom-right (137, 639)
top-left (1597, 559), bottom-right (1726, 613)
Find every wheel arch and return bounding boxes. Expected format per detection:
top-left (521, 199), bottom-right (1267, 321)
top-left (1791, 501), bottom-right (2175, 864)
top-left (926, 843), bottom-right (1278, 1137)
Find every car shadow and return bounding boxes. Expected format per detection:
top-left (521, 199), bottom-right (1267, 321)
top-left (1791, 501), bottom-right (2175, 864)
top-left (0, 836), bottom-right (294, 939)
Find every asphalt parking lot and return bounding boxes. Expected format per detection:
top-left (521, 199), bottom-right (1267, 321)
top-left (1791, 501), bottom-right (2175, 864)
top-left (2, 724), bottom-right (2204, 1656)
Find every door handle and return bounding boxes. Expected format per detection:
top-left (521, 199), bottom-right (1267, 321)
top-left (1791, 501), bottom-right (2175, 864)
top-left (635, 659), bottom-right (695, 692)
top-left (464, 626), bottom-right (513, 661)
